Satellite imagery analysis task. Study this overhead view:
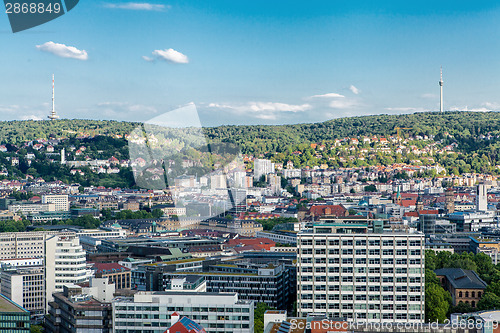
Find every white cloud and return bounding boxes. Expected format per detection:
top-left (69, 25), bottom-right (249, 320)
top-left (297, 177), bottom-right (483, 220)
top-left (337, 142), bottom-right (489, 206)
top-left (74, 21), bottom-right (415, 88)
top-left (309, 93), bottom-right (345, 99)
top-left (104, 2), bottom-right (168, 11)
top-left (209, 102), bottom-right (311, 113)
top-left (36, 41), bottom-right (88, 60)
top-left (0, 104), bottom-right (48, 120)
top-left (96, 102), bottom-right (158, 119)
top-left (385, 107), bottom-right (426, 112)
top-left (329, 99), bottom-right (359, 109)
top-left (208, 101), bottom-right (311, 121)
top-left (143, 48), bottom-right (189, 64)
top-left (482, 102), bottom-right (500, 110)
top-left (448, 104), bottom-right (495, 112)
top-left (349, 85), bottom-right (359, 95)
top-left (21, 115), bottom-right (43, 121)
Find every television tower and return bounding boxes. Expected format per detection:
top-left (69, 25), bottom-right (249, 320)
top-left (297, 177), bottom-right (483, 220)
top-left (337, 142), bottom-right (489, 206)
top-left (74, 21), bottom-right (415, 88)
top-left (48, 74), bottom-right (59, 120)
top-left (439, 67), bottom-right (444, 112)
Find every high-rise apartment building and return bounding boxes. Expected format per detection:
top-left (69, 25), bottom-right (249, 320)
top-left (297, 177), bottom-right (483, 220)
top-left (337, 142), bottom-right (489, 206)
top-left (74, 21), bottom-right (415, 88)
top-left (476, 184), bottom-right (488, 212)
top-left (253, 159), bottom-right (274, 180)
top-left (45, 235), bottom-right (93, 309)
top-left (297, 223), bottom-right (425, 323)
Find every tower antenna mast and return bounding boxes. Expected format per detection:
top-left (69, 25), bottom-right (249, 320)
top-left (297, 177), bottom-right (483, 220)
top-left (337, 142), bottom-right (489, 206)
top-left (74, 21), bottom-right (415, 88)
top-left (48, 74), bottom-right (59, 120)
top-left (439, 67), bottom-right (444, 112)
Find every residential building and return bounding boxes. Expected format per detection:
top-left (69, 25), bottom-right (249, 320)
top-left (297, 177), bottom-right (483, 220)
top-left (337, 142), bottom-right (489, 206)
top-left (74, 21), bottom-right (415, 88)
top-left (45, 278), bottom-right (114, 333)
top-left (45, 235), bottom-right (93, 309)
top-left (254, 159), bottom-right (274, 180)
top-left (92, 263), bottom-right (131, 289)
top-left (166, 314), bottom-right (207, 333)
top-left (112, 291), bottom-right (254, 333)
top-left (296, 223), bottom-right (425, 323)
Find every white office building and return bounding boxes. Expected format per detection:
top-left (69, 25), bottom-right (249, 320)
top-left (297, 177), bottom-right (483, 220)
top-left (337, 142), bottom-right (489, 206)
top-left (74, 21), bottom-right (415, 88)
top-left (45, 234), bottom-right (93, 308)
top-left (477, 184), bottom-right (488, 212)
top-left (42, 194), bottom-right (70, 211)
top-left (297, 223), bottom-right (425, 323)
top-left (0, 231), bottom-right (73, 259)
top-left (112, 291), bottom-right (254, 333)
top-left (8, 202), bottom-right (55, 215)
top-left (254, 159), bottom-right (275, 180)
top-left (0, 264), bottom-right (45, 322)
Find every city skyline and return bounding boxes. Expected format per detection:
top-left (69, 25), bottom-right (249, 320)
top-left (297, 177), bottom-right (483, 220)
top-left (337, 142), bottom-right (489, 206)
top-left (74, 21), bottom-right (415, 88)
top-left (1, 1), bottom-right (500, 125)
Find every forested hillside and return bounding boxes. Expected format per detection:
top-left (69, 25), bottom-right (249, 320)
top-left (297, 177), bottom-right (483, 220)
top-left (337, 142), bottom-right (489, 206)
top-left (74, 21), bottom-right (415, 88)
top-left (1, 111), bottom-right (500, 179)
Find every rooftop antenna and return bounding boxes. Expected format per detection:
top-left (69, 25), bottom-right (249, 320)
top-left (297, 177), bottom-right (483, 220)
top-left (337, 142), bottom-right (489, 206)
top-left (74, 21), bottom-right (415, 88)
top-left (48, 74), bottom-right (59, 120)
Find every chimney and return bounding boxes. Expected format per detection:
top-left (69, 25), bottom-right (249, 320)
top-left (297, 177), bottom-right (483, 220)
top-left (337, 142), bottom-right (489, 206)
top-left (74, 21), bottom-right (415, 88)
top-left (171, 312), bottom-right (180, 326)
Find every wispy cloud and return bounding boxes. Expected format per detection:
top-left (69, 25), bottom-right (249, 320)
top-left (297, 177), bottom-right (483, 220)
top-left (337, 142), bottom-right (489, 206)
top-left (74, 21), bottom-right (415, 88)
top-left (208, 102), bottom-right (311, 120)
top-left (329, 99), bottom-right (359, 109)
top-left (36, 41), bottom-right (88, 60)
top-left (104, 2), bottom-right (168, 11)
top-left (349, 85), bottom-right (360, 95)
top-left (143, 48), bottom-right (189, 64)
top-left (385, 107), bottom-right (426, 112)
top-left (21, 115), bottom-right (43, 121)
top-left (481, 102), bottom-right (500, 110)
top-left (0, 104), bottom-right (48, 120)
top-left (309, 93), bottom-right (345, 99)
top-left (96, 102), bottom-right (158, 119)
top-left (420, 93), bottom-right (438, 99)
top-left (448, 103), bottom-right (500, 112)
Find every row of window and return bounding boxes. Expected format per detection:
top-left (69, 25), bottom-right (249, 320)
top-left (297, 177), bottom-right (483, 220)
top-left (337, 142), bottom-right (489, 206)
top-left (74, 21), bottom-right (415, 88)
top-left (299, 265), bottom-right (422, 275)
top-left (300, 284), bottom-right (422, 293)
top-left (300, 294), bottom-right (419, 302)
top-left (300, 239), bottom-right (422, 247)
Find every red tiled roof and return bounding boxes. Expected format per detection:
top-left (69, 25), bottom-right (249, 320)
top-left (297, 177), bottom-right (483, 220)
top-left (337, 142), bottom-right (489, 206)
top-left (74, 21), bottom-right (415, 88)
top-left (225, 238), bottom-right (275, 251)
top-left (91, 262), bottom-right (130, 274)
top-left (308, 205), bottom-right (347, 217)
top-left (403, 212), bottom-right (419, 217)
top-left (418, 209), bottom-right (439, 215)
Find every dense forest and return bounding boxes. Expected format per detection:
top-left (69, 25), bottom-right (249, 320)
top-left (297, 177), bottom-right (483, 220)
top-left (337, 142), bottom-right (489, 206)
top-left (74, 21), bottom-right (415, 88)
top-left (2, 112), bottom-right (500, 186)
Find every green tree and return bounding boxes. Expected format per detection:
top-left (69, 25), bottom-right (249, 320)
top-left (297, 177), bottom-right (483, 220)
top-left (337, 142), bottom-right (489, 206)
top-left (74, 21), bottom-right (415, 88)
top-left (452, 302), bottom-right (474, 314)
top-left (30, 325), bottom-right (44, 333)
top-left (254, 303), bottom-right (274, 333)
top-left (364, 184), bottom-right (377, 192)
top-left (425, 283), bottom-right (451, 323)
top-left (477, 292), bottom-right (500, 311)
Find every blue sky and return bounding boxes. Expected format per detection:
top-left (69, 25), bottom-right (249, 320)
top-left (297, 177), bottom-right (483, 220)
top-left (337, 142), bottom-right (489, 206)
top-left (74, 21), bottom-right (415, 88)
top-left (1, 1), bottom-right (500, 126)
